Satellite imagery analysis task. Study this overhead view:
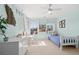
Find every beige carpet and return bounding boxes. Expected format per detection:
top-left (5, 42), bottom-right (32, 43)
top-left (26, 39), bottom-right (79, 55)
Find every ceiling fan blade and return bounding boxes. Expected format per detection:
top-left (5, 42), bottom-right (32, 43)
top-left (52, 8), bottom-right (61, 11)
top-left (41, 6), bottom-right (48, 9)
top-left (42, 11), bottom-right (48, 14)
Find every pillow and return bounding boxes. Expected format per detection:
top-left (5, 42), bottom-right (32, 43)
top-left (53, 31), bottom-right (58, 36)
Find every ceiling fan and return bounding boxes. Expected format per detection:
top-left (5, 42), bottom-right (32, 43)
top-left (42, 4), bottom-right (61, 15)
top-left (48, 4), bottom-right (61, 15)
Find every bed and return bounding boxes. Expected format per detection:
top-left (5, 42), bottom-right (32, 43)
top-left (60, 36), bottom-right (78, 49)
top-left (48, 34), bottom-right (78, 49)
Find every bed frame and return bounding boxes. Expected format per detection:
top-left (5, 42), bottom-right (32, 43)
top-left (60, 36), bottom-right (78, 49)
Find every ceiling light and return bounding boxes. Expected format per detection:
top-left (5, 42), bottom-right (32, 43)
top-left (48, 10), bottom-right (52, 15)
top-left (48, 4), bottom-right (53, 15)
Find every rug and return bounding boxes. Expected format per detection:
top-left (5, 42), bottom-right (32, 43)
top-left (30, 40), bottom-right (46, 46)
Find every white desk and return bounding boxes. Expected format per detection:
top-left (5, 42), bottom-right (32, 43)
top-left (0, 36), bottom-right (28, 55)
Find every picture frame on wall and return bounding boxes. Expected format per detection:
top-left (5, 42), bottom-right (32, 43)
top-left (30, 28), bottom-right (38, 35)
top-left (59, 20), bottom-right (65, 28)
top-left (39, 24), bottom-right (46, 32)
top-left (47, 25), bottom-right (53, 32)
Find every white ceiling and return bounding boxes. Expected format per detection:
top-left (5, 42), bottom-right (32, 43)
top-left (15, 4), bottom-right (79, 18)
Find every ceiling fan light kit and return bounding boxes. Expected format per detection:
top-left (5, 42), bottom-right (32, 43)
top-left (48, 10), bottom-right (52, 15)
top-left (48, 4), bottom-right (53, 15)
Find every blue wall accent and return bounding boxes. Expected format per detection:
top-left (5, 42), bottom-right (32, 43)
top-left (57, 9), bottom-right (79, 36)
top-left (0, 4), bottom-right (25, 40)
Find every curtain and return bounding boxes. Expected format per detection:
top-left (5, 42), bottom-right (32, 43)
top-left (4, 4), bottom-right (16, 26)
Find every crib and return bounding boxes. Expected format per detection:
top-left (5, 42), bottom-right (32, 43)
top-left (60, 36), bottom-right (78, 49)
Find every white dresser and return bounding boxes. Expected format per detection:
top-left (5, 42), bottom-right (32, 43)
top-left (0, 36), bottom-right (28, 55)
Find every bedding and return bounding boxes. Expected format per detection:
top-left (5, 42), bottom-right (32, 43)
top-left (48, 34), bottom-right (60, 47)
